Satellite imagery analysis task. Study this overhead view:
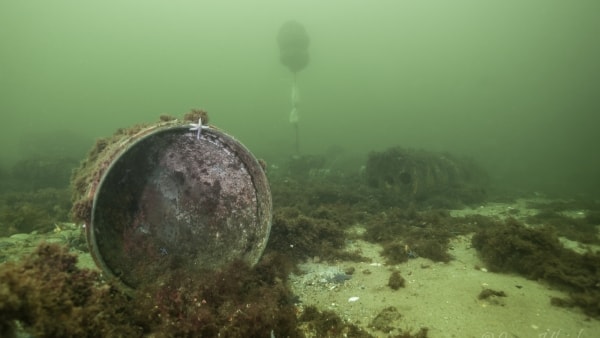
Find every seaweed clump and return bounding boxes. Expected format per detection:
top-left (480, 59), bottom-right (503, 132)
top-left (369, 306), bottom-right (401, 332)
top-left (183, 108), bottom-right (209, 124)
top-left (266, 207), bottom-right (366, 263)
top-left (0, 244), bottom-right (306, 337)
top-left (477, 288), bottom-right (507, 306)
top-left (388, 271), bottom-right (406, 290)
top-left (472, 218), bottom-right (600, 317)
top-left (525, 209), bottom-right (600, 245)
top-left (364, 207), bottom-right (464, 264)
top-left (132, 252), bottom-right (300, 337)
top-left (367, 306), bottom-right (427, 336)
top-left (0, 243), bottom-right (139, 338)
top-left (298, 305), bottom-right (373, 337)
top-left (0, 188), bottom-right (71, 236)
top-left (477, 288), bottom-right (507, 300)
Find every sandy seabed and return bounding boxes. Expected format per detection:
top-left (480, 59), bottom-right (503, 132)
top-left (287, 199), bottom-right (599, 338)
top-left (2, 197), bottom-right (598, 337)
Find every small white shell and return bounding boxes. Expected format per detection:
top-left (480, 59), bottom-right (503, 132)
top-left (348, 296), bottom-right (360, 302)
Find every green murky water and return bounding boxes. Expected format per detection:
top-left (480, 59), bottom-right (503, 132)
top-left (1, 0), bottom-right (599, 195)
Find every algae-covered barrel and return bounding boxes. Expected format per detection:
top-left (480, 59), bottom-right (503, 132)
top-left (365, 147), bottom-right (488, 206)
top-left (70, 112), bottom-right (271, 291)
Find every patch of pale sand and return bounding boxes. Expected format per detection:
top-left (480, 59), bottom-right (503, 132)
top-left (449, 198), bottom-right (546, 221)
top-left (559, 236), bottom-right (600, 255)
top-left (76, 251), bottom-right (97, 270)
top-left (450, 196), bottom-right (598, 227)
top-left (290, 236), bottom-right (599, 337)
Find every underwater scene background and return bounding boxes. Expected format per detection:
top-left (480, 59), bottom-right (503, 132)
top-left (1, 1), bottom-right (599, 337)
top-left (1, 0), bottom-right (599, 196)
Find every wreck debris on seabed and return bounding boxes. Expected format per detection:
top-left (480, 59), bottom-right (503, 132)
top-left (1, 131), bottom-right (599, 337)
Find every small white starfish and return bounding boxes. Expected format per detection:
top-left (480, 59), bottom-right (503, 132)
top-left (189, 118), bottom-right (208, 140)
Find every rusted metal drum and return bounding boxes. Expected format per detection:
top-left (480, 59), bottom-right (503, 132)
top-left (71, 116), bottom-right (271, 291)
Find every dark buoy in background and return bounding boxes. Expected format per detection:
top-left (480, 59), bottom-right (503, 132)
top-left (277, 20), bottom-right (310, 154)
top-left (277, 20), bottom-right (310, 74)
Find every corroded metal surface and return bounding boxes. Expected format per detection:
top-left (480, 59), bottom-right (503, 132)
top-left (86, 124), bottom-right (271, 290)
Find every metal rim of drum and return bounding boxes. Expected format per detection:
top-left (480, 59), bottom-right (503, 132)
top-left (88, 125), bottom-right (272, 291)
